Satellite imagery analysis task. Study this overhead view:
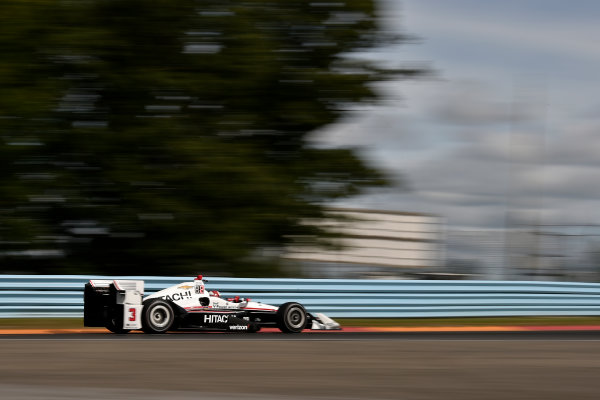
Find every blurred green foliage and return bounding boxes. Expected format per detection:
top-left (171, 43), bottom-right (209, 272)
top-left (0, 0), bottom-right (419, 276)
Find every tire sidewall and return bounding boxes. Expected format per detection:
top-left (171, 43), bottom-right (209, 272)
top-left (142, 299), bottom-right (174, 334)
top-left (277, 302), bottom-right (307, 333)
top-left (105, 314), bottom-right (130, 334)
top-left (105, 306), bottom-right (130, 334)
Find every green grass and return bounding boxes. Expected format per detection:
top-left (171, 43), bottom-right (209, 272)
top-left (1, 316), bottom-right (599, 329)
top-left (0, 318), bottom-right (84, 329)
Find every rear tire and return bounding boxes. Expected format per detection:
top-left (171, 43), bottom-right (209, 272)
top-left (105, 318), bottom-right (131, 334)
top-left (104, 307), bottom-right (131, 334)
top-left (276, 302), bottom-right (307, 333)
top-left (142, 299), bottom-right (174, 334)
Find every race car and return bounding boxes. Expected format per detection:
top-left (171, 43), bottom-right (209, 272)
top-left (84, 275), bottom-right (340, 334)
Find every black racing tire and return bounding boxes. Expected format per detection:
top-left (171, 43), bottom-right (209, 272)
top-left (276, 302), bottom-right (307, 333)
top-left (104, 318), bottom-right (131, 334)
top-left (142, 298), bottom-right (175, 334)
top-left (105, 308), bottom-right (131, 334)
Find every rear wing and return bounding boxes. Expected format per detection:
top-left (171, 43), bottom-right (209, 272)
top-left (84, 280), bottom-right (144, 330)
top-left (88, 279), bottom-right (144, 292)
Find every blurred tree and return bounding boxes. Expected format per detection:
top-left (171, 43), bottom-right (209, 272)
top-left (0, 0), bottom-right (420, 276)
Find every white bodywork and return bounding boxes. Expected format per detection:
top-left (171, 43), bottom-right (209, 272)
top-left (88, 276), bottom-right (340, 331)
top-left (145, 277), bottom-right (279, 314)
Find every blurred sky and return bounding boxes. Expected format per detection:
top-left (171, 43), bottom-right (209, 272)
top-left (319, 0), bottom-right (600, 233)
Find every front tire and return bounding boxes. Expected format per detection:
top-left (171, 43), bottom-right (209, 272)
top-left (142, 299), bottom-right (174, 334)
top-left (276, 302), bottom-right (307, 333)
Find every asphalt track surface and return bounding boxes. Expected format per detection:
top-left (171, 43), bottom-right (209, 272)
top-left (2, 330), bottom-right (600, 400)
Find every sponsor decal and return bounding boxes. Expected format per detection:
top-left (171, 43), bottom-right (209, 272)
top-left (161, 290), bottom-right (192, 302)
top-left (229, 325), bottom-right (249, 331)
top-left (178, 285), bottom-right (193, 289)
top-left (204, 314), bottom-right (229, 324)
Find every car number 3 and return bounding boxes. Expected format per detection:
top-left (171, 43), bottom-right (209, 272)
top-left (128, 307), bottom-right (137, 322)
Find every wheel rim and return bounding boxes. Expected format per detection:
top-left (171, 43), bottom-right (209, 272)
top-left (286, 307), bottom-right (305, 329)
top-left (150, 304), bottom-right (171, 329)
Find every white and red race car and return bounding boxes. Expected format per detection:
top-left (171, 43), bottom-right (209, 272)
top-left (84, 275), bottom-right (340, 333)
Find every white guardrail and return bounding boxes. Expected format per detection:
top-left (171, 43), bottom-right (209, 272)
top-left (2, 275), bottom-right (600, 318)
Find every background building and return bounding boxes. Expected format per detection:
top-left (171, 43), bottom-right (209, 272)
top-left (283, 208), bottom-right (445, 279)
